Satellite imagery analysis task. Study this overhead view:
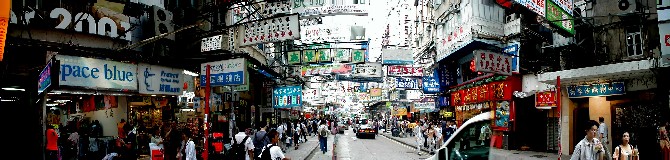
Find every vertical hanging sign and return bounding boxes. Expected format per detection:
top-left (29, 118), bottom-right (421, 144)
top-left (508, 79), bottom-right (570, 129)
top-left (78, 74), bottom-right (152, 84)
top-left (0, 0), bottom-right (9, 61)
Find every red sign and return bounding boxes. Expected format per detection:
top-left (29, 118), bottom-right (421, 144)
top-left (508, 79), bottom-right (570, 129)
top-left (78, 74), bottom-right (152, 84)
top-left (665, 35), bottom-right (669, 46)
top-left (387, 66), bottom-right (424, 76)
top-left (450, 79), bottom-right (515, 106)
top-left (535, 91), bottom-right (557, 108)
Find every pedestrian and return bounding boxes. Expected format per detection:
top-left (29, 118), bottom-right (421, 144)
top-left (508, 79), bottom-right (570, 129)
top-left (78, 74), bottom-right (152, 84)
top-left (612, 132), bottom-right (639, 160)
top-left (183, 130), bottom-right (196, 160)
top-left (426, 125), bottom-right (436, 154)
top-left (46, 125), bottom-right (59, 160)
top-left (571, 120), bottom-right (605, 160)
top-left (660, 121), bottom-right (670, 160)
top-left (258, 129), bottom-right (291, 160)
top-left (414, 121), bottom-right (424, 155)
top-left (253, 123), bottom-right (270, 158)
top-left (276, 122), bottom-right (287, 152)
top-left (318, 120), bottom-right (330, 154)
top-left (231, 126), bottom-right (255, 160)
top-left (599, 117), bottom-right (611, 160)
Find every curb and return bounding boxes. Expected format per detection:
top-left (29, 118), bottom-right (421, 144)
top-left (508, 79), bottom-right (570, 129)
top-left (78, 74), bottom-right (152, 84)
top-left (303, 138), bottom-right (320, 160)
top-left (380, 133), bottom-right (431, 153)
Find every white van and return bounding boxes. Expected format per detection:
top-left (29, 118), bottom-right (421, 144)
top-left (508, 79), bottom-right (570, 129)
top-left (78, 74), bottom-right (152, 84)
top-left (426, 111), bottom-right (494, 160)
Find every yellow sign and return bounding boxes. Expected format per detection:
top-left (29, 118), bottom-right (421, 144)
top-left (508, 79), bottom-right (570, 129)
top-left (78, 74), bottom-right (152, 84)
top-left (395, 108), bottom-right (407, 116)
top-left (0, 0), bottom-right (9, 62)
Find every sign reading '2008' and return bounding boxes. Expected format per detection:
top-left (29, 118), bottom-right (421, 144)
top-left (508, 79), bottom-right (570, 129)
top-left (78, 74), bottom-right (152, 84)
top-left (10, 8), bottom-right (131, 41)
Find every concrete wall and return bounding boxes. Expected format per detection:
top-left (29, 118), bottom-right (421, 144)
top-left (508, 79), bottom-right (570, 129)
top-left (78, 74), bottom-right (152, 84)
top-left (560, 88), bottom-right (575, 156)
top-left (588, 96), bottom-right (612, 153)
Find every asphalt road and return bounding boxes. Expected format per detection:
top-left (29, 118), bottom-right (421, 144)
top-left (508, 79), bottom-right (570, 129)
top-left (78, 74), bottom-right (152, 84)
top-left (335, 128), bottom-right (431, 160)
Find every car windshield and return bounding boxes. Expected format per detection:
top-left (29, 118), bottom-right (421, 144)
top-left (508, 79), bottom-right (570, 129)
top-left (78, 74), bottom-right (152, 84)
top-left (360, 119), bottom-right (369, 125)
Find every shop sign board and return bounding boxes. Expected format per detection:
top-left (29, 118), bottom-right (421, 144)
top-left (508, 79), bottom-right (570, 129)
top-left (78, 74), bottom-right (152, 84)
top-left (301, 64), bottom-right (353, 76)
top-left (333, 48), bottom-right (352, 62)
top-left (56, 55), bottom-right (137, 90)
top-left (473, 50), bottom-right (513, 76)
top-left (387, 66), bottom-right (424, 77)
top-left (550, 0), bottom-right (573, 16)
top-left (273, 86), bottom-right (302, 108)
top-left (370, 88), bottom-right (382, 97)
top-left (201, 35), bottom-right (224, 52)
top-left (422, 69), bottom-right (440, 94)
top-left (303, 49), bottom-right (318, 63)
top-left (300, 25), bottom-right (350, 44)
top-left (352, 63), bottom-right (383, 77)
top-left (138, 64), bottom-right (184, 95)
top-left (38, 59), bottom-right (57, 95)
top-left (503, 43), bottom-right (521, 72)
top-left (438, 64), bottom-right (456, 92)
top-left (381, 49), bottom-right (414, 65)
top-left (200, 58), bottom-right (247, 86)
top-left (294, 5), bottom-right (368, 18)
top-left (514, 0), bottom-right (545, 17)
top-left (288, 51), bottom-right (302, 64)
top-left (238, 14), bottom-right (300, 46)
top-left (436, 24), bottom-right (473, 62)
top-left (437, 96), bottom-right (450, 107)
top-left (660, 23), bottom-right (670, 67)
top-left (414, 102), bottom-right (436, 111)
top-left (302, 89), bottom-right (321, 102)
top-left (567, 82), bottom-right (625, 98)
top-left (535, 90), bottom-right (557, 109)
top-left (351, 49), bottom-right (366, 63)
top-left (450, 79), bottom-right (514, 106)
top-left (546, 0), bottom-right (575, 35)
top-left (395, 77), bottom-right (421, 89)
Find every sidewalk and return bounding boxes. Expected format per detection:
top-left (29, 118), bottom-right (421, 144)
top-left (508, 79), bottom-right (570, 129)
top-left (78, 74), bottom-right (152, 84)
top-left (381, 131), bottom-right (570, 160)
top-left (283, 134), bottom-right (335, 160)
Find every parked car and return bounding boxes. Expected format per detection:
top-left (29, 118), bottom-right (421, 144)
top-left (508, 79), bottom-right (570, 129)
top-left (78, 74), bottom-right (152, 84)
top-left (337, 121), bottom-right (348, 134)
top-left (426, 111), bottom-right (493, 160)
top-left (355, 119), bottom-right (376, 139)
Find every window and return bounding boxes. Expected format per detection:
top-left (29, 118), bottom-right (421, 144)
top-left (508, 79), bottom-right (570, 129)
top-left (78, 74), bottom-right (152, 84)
top-left (441, 120), bottom-right (492, 160)
top-left (625, 27), bottom-right (643, 57)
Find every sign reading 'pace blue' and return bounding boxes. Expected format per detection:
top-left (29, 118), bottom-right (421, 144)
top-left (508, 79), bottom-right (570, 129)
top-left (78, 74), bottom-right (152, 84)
top-left (56, 55), bottom-right (137, 90)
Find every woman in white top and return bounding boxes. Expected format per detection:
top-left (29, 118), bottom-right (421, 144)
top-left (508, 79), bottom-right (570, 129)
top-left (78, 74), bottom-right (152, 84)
top-left (613, 132), bottom-right (639, 160)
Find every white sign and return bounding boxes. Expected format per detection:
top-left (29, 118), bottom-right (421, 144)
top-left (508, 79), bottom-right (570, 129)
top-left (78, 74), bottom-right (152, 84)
top-left (303, 89), bottom-right (322, 102)
top-left (352, 63), bottom-right (383, 77)
top-left (56, 55), bottom-right (137, 90)
top-left (414, 102), bottom-right (436, 110)
top-left (660, 23), bottom-right (670, 67)
top-left (201, 35), bottom-right (224, 52)
top-left (294, 5), bottom-right (368, 18)
top-left (382, 49), bottom-right (414, 65)
top-left (436, 24), bottom-right (473, 62)
top-left (473, 50), bottom-right (513, 76)
top-left (10, 8), bottom-right (132, 41)
top-left (238, 14), bottom-right (300, 46)
top-left (514, 0), bottom-right (545, 17)
top-left (300, 24), bottom-right (350, 44)
top-left (138, 64), bottom-right (184, 95)
top-left (200, 58), bottom-right (247, 86)
top-left (551, 0), bottom-right (573, 16)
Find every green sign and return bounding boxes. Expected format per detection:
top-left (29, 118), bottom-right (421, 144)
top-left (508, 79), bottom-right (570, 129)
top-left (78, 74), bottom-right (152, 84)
top-left (318, 49), bottom-right (332, 62)
top-left (546, 0), bottom-right (575, 35)
top-left (352, 49), bottom-right (366, 63)
top-left (303, 50), bottom-right (317, 63)
top-left (333, 49), bottom-right (351, 62)
top-left (288, 51), bottom-right (302, 64)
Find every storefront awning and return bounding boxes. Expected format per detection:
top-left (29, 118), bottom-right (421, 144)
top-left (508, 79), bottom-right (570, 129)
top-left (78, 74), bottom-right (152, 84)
top-left (537, 59), bottom-right (656, 85)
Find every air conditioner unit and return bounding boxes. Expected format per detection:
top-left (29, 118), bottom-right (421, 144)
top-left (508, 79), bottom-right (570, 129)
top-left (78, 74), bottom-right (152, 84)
top-left (618, 0), bottom-right (637, 14)
top-left (505, 13), bottom-right (518, 23)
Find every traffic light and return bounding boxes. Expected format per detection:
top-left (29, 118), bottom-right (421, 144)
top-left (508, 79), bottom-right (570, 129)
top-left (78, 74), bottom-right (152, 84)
top-left (150, 5), bottom-right (175, 40)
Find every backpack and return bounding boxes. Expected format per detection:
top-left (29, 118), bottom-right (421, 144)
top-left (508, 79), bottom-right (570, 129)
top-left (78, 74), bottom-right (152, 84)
top-left (253, 131), bottom-right (269, 149)
top-left (319, 126), bottom-right (328, 137)
top-left (258, 144), bottom-right (277, 160)
top-left (231, 136), bottom-right (250, 160)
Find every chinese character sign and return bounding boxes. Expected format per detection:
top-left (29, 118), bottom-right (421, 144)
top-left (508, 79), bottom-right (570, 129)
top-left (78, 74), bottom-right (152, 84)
top-left (422, 69), bottom-right (440, 94)
top-left (473, 50), bottom-right (513, 76)
top-left (273, 86), bottom-right (302, 108)
top-left (535, 90), bottom-right (557, 108)
top-left (567, 82), bottom-right (625, 98)
top-left (395, 78), bottom-right (420, 89)
top-left (200, 58), bottom-right (247, 86)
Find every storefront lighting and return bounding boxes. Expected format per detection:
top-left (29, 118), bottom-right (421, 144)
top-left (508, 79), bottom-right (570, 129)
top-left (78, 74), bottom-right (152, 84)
top-left (151, 95), bottom-right (157, 97)
top-left (46, 104), bottom-right (58, 107)
top-left (1, 88), bottom-right (25, 91)
top-left (183, 70), bottom-right (199, 76)
top-left (181, 108), bottom-right (195, 111)
top-left (162, 96), bottom-right (166, 97)
top-left (47, 92), bottom-right (62, 95)
top-left (79, 97), bottom-right (83, 100)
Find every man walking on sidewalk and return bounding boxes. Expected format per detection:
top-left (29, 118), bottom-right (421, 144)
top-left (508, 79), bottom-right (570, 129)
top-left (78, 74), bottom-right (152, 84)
top-left (318, 121), bottom-right (330, 154)
top-left (414, 121), bottom-right (424, 155)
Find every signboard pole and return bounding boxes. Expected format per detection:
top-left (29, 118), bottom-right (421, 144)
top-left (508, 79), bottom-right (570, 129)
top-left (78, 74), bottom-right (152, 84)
top-left (557, 76), bottom-right (561, 160)
top-left (204, 65), bottom-right (211, 160)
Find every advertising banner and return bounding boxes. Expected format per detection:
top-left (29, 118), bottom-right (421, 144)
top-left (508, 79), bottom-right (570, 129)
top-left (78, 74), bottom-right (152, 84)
top-left (387, 66), bottom-right (424, 77)
top-left (56, 55), bottom-right (137, 90)
top-left (567, 82), bottom-right (625, 98)
top-left (546, 0), bottom-right (575, 35)
top-left (659, 23), bottom-right (670, 67)
top-left (273, 86), bottom-right (302, 108)
top-left (473, 50), bottom-right (513, 76)
top-left (38, 60), bottom-right (56, 95)
top-left (138, 63), bottom-right (184, 95)
top-left (301, 64), bottom-right (353, 76)
top-left (238, 14), bottom-right (300, 46)
top-left (200, 58), bottom-right (247, 86)
top-left (352, 63), bottom-right (383, 77)
top-left (514, 0), bottom-right (545, 17)
top-left (300, 24), bottom-right (350, 43)
top-left (503, 43), bottom-right (520, 72)
top-left (437, 63), bottom-right (456, 92)
top-left (395, 77), bottom-right (421, 89)
top-left (382, 49), bottom-right (414, 65)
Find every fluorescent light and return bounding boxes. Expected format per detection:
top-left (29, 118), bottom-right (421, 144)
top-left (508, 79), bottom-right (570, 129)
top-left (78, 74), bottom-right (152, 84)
top-left (183, 70), bottom-right (199, 76)
top-left (1, 88), bottom-right (25, 91)
top-left (1, 99), bottom-right (15, 102)
top-left (181, 108), bottom-right (195, 111)
top-left (151, 95), bottom-right (157, 97)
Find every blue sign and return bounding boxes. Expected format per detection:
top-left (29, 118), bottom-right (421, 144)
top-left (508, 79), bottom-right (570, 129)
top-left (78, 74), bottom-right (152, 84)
top-left (437, 63), bottom-right (456, 92)
top-left (362, 41), bottom-right (369, 62)
top-left (273, 86), bottom-right (303, 108)
top-left (437, 96), bottom-right (450, 107)
top-left (359, 82), bottom-right (368, 92)
top-left (200, 58), bottom-right (247, 86)
top-left (422, 68), bottom-right (441, 94)
top-left (396, 77), bottom-right (420, 89)
top-left (567, 82), bottom-right (625, 98)
top-left (138, 64), bottom-right (184, 95)
top-left (38, 60), bottom-right (53, 95)
top-left (503, 43), bottom-right (520, 72)
top-left (56, 55), bottom-right (137, 90)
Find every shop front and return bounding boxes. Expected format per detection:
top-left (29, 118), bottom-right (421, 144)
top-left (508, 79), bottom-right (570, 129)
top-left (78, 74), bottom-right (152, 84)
top-left (39, 54), bottom-right (196, 159)
top-left (449, 75), bottom-right (521, 149)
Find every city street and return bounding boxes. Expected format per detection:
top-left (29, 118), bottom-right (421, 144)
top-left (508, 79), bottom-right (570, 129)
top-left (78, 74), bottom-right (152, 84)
top-left (335, 128), bottom-right (430, 160)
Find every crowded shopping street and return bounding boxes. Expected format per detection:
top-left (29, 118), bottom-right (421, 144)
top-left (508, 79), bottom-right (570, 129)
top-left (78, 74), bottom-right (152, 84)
top-left (1, 0), bottom-right (670, 160)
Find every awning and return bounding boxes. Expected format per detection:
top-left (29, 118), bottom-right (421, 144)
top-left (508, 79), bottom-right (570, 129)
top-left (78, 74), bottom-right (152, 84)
top-left (537, 59), bottom-right (656, 85)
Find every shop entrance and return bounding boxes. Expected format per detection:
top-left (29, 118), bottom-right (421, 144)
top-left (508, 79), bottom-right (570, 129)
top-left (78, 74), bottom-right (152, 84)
top-left (572, 105), bottom-right (590, 154)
